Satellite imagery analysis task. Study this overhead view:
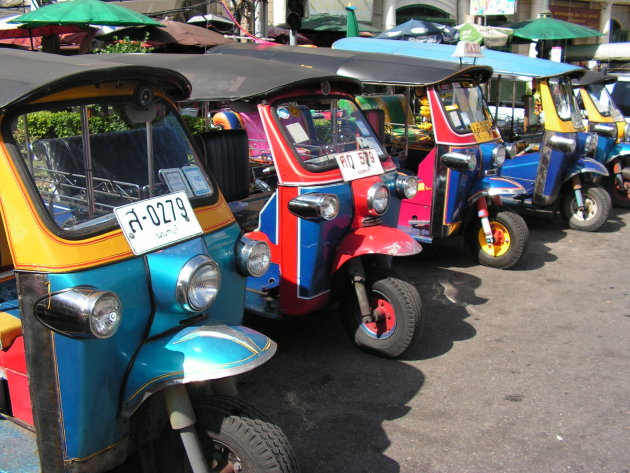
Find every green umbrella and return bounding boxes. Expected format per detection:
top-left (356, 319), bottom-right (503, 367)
top-left (508, 16), bottom-right (602, 40)
top-left (294, 13), bottom-right (380, 34)
top-left (9, 0), bottom-right (162, 28)
top-left (456, 23), bottom-right (513, 47)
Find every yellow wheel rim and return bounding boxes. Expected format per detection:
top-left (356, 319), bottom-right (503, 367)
top-left (478, 221), bottom-right (511, 257)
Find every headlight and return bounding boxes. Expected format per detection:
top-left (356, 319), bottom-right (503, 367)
top-left (440, 152), bottom-right (477, 172)
top-left (592, 123), bottom-right (616, 138)
top-left (491, 145), bottom-right (507, 168)
top-left (367, 183), bottom-right (390, 215)
top-left (237, 238), bottom-right (271, 277)
top-left (395, 174), bottom-right (418, 199)
top-left (288, 193), bottom-right (339, 221)
top-left (584, 133), bottom-right (598, 157)
top-left (546, 134), bottom-right (576, 153)
top-left (504, 142), bottom-right (517, 159)
top-left (624, 123), bottom-right (630, 142)
top-left (34, 287), bottom-right (122, 339)
top-left (176, 255), bottom-right (220, 312)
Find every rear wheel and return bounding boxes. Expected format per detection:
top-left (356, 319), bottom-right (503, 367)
top-left (560, 185), bottom-right (611, 232)
top-left (469, 209), bottom-right (528, 270)
top-left (341, 268), bottom-right (422, 358)
top-left (157, 395), bottom-right (299, 473)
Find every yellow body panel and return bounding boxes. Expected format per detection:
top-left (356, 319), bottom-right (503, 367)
top-left (579, 88), bottom-right (614, 124)
top-left (0, 83), bottom-right (236, 273)
top-left (0, 310), bottom-right (21, 350)
top-left (540, 80), bottom-right (581, 133)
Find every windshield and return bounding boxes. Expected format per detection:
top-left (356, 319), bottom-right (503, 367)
top-left (437, 81), bottom-right (493, 135)
top-left (585, 83), bottom-right (624, 121)
top-left (10, 98), bottom-right (213, 234)
top-left (549, 77), bottom-right (583, 129)
top-left (273, 96), bottom-right (387, 173)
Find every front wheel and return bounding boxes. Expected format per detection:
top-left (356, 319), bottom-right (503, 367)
top-left (468, 209), bottom-right (528, 270)
top-left (560, 185), bottom-right (611, 232)
top-left (158, 395), bottom-right (299, 473)
top-left (340, 268), bottom-right (422, 358)
top-left (605, 174), bottom-right (630, 209)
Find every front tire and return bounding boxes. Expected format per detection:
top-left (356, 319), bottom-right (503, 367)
top-left (158, 395), bottom-right (299, 473)
top-left (468, 209), bottom-right (528, 270)
top-left (560, 185), bottom-right (611, 232)
top-left (605, 173), bottom-right (630, 209)
top-left (340, 269), bottom-right (422, 358)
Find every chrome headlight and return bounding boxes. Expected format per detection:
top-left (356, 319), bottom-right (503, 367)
top-left (491, 144), bottom-right (507, 168)
top-left (176, 255), bottom-right (220, 312)
top-left (395, 174), bottom-right (418, 199)
top-left (546, 134), bottom-right (576, 153)
top-left (34, 287), bottom-right (122, 339)
top-left (440, 152), bottom-right (477, 172)
top-left (237, 238), bottom-right (271, 277)
top-left (624, 123), bottom-right (630, 142)
top-left (584, 133), bottom-right (598, 157)
top-left (504, 142), bottom-right (517, 159)
top-left (288, 193), bottom-right (339, 221)
top-left (592, 123), bottom-right (617, 138)
top-left (367, 183), bottom-right (390, 215)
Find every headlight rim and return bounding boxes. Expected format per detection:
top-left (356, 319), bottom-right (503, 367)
top-left (395, 174), bottom-right (418, 200)
top-left (491, 144), bottom-right (507, 168)
top-left (176, 254), bottom-right (221, 313)
top-left (237, 237), bottom-right (271, 278)
top-left (367, 182), bottom-right (390, 216)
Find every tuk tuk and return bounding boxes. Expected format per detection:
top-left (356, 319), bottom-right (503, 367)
top-left (574, 70), bottom-right (630, 208)
top-left (214, 44), bottom-right (530, 269)
top-left (335, 38), bottom-right (612, 232)
top-left (0, 49), bottom-right (297, 473)
top-left (89, 52), bottom-right (423, 358)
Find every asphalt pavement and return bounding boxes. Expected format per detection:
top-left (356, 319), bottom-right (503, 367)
top-left (237, 207), bottom-right (630, 473)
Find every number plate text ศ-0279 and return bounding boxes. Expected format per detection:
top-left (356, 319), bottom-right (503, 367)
top-left (114, 191), bottom-right (203, 255)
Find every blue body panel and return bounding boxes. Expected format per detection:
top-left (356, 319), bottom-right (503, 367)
top-left (595, 134), bottom-right (617, 164)
top-left (499, 153), bottom-right (540, 194)
top-left (44, 223), bottom-right (256, 464)
top-left (333, 37), bottom-right (582, 79)
top-left (469, 176), bottom-right (525, 202)
top-left (608, 141), bottom-right (630, 162)
top-left (565, 157), bottom-right (609, 179)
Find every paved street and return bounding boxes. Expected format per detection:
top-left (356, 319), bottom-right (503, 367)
top-left (237, 207), bottom-right (630, 473)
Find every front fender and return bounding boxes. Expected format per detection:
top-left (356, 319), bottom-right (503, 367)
top-left (564, 157), bottom-right (609, 181)
top-left (332, 226), bottom-right (421, 273)
top-left (608, 142), bottom-right (630, 163)
top-left (122, 321), bottom-right (275, 416)
top-left (467, 176), bottom-right (526, 204)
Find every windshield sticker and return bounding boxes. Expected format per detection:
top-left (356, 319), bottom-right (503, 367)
top-left (289, 106), bottom-right (301, 117)
top-left (286, 122), bottom-right (310, 144)
top-left (160, 168), bottom-right (194, 198)
top-left (277, 107), bottom-right (290, 119)
top-left (358, 136), bottom-right (381, 151)
top-left (445, 104), bottom-right (459, 111)
top-left (355, 121), bottom-right (370, 136)
top-left (449, 111), bottom-right (462, 128)
top-left (182, 165), bottom-right (212, 197)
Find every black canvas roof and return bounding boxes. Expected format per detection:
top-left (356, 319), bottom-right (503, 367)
top-left (85, 52), bottom-right (362, 101)
top-left (0, 49), bottom-right (191, 109)
top-left (209, 43), bottom-right (494, 86)
top-left (573, 70), bottom-right (617, 87)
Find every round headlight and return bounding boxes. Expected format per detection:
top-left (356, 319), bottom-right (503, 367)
top-left (624, 123), bottom-right (630, 142)
top-left (367, 183), bottom-right (390, 215)
top-left (492, 145), bottom-right (506, 168)
top-left (90, 293), bottom-right (123, 339)
top-left (584, 133), bottom-right (597, 156)
top-left (320, 195), bottom-right (340, 220)
top-left (396, 174), bottom-right (418, 199)
top-left (237, 238), bottom-right (271, 277)
top-left (177, 255), bottom-right (221, 312)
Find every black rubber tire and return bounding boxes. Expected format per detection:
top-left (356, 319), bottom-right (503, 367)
top-left (605, 174), bottom-right (630, 209)
top-left (468, 209), bottom-right (529, 270)
top-left (157, 395), bottom-right (299, 473)
top-left (560, 185), bottom-right (611, 232)
top-left (340, 268), bottom-right (422, 358)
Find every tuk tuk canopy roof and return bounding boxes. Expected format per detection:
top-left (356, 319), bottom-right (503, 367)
top-left (572, 70), bottom-right (617, 87)
top-left (209, 43), bottom-right (493, 86)
top-left (0, 49), bottom-right (191, 109)
top-left (333, 37), bottom-right (585, 80)
top-left (86, 52), bottom-right (362, 101)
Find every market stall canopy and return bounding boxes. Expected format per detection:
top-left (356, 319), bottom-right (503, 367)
top-left (455, 22), bottom-right (513, 47)
top-left (0, 48), bottom-right (189, 109)
top-left (0, 14), bottom-right (84, 38)
top-left (83, 52), bottom-right (362, 101)
top-left (334, 37), bottom-right (585, 79)
top-left (8, 0), bottom-right (163, 28)
top-left (506, 16), bottom-right (602, 40)
top-left (209, 43), bottom-right (493, 86)
top-left (565, 42), bottom-right (630, 62)
top-left (375, 19), bottom-right (457, 43)
top-left (99, 19), bottom-right (232, 47)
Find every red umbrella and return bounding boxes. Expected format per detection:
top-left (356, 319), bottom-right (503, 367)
top-left (0, 14), bottom-right (85, 39)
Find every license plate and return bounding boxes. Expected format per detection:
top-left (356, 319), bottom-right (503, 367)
top-left (114, 191), bottom-right (203, 255)
top-left (470, 120), bottom-right (494, 143)
top-left (334, 149), bottom-right (384, 181)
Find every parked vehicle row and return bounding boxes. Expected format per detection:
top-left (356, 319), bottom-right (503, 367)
top-left (1, 39), bottom-right (629, 473)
